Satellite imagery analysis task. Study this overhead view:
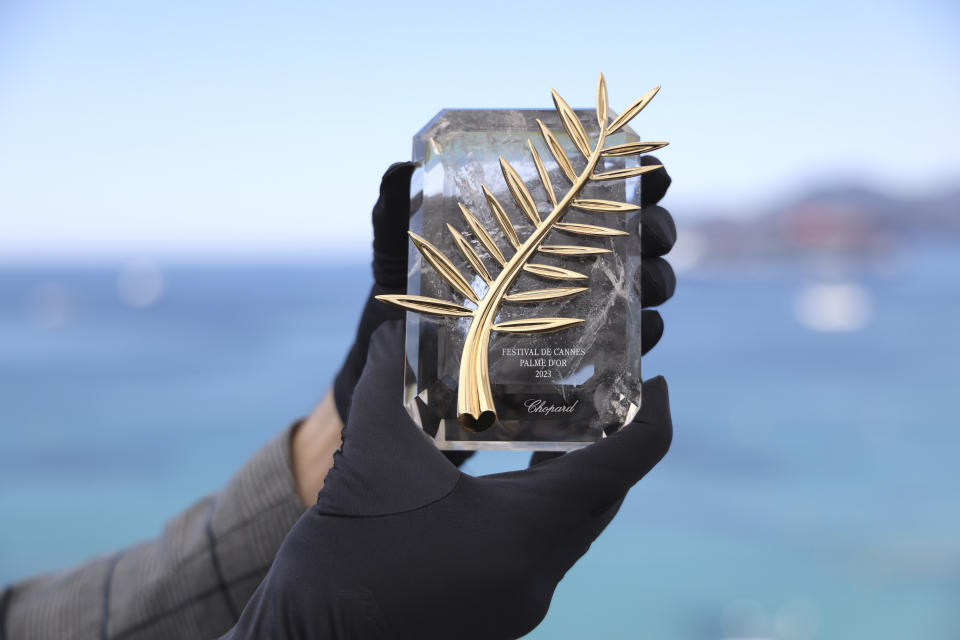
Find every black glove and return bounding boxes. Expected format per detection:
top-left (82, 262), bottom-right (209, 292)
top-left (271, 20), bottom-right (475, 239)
top-left (636, 155), bottom-right (677, 350)
top-left (222, 321), bottom-right (672, 640)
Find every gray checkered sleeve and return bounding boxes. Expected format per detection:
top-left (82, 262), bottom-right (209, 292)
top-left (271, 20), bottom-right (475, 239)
top-left (1, 422), bottom-right (307, 640)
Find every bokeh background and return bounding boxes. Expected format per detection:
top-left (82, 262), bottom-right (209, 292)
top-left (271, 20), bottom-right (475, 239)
top-left (2, 1), bottom-right (958, 638)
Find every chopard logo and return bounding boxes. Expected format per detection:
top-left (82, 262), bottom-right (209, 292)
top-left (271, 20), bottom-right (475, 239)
top-left (524, 399), bottom-right (579, 416)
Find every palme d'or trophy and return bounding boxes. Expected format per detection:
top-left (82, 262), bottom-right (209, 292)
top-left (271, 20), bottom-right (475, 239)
top-left (378, 74), bottom-right (667, 450)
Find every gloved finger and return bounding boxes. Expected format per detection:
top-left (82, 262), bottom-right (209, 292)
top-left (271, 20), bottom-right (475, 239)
top-left (637, 256), bottom-right (676, 308)
top-left (640, 156), bottom-right (671, 207)
top-left (372, 162), bottom-right (416, 289)
top-left (318, 320), bottom-right (461, 517)
top-left (516, 376), bottom-right (672, 511)
top-left (640, 205), bottom-right (676, 258)
top-left (640, 309), bottom-right (664, 356)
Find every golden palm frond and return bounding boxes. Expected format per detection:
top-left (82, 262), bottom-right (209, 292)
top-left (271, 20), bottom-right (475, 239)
top-left (378, 74), bottom-right (665, 431)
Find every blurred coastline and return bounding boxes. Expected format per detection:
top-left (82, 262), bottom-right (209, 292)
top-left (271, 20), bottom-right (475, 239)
top-left (680, 181), bottom-right (960, 264)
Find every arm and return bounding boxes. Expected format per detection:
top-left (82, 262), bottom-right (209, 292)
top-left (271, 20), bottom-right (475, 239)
top-left (2, 418), bottom-right (312, 640)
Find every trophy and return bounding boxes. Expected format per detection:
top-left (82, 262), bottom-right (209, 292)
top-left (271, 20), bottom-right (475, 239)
top-left (378, 75), bottom-right (667, 450)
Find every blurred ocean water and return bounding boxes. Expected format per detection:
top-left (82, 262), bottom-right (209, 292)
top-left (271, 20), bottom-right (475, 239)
top-left (1, 244), bottom-right (958, 639)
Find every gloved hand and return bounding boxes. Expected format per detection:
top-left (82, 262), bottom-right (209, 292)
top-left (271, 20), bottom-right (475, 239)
top-left (298, 157), bottom-right (674, 500)
top-left (222, 320), bottom-right (673, 640)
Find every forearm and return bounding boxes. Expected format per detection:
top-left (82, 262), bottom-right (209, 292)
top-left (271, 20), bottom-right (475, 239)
top-left (2, 422), bottom-right (308, 640)
top-left (291, 390), bottom-right (343, 505)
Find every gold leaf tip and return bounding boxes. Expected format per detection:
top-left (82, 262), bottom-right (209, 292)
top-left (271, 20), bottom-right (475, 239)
top-left (551, 88), bottom-right (591, 158)
top-left (601, 141), bottom-right (670, 157)
top-left (607, 84), bottom-right (662, 134)
top-left (596, 73), bottom-right (608, 128)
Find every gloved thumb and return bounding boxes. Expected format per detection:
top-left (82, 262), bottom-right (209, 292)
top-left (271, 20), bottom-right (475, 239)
top-left (318, 320), bottom-right (461, 517)
top-left (518, 377), bottom-right (672, 511)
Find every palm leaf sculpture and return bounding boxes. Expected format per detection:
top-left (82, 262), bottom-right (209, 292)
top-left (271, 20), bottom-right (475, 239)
top-left (378, 74), bottom-right (668, 432)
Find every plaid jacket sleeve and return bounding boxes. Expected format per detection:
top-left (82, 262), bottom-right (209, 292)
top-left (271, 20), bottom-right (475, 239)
top-left (1, 422), bottom-right (308, 640)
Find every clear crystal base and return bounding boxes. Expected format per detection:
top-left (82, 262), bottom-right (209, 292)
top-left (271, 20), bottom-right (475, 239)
top-left (403, 109), bottom-right (643, 450)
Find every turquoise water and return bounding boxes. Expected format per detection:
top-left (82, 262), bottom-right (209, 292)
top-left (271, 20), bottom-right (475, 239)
top-left (1, 245), bottom-right (958, 639)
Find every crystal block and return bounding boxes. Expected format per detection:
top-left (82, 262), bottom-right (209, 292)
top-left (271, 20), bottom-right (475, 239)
top-left (403, 108), bottom-right (643, 450)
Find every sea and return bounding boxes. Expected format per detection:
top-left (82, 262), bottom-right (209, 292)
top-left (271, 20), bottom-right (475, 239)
top-left (1, 242), bottom-right (958, 639)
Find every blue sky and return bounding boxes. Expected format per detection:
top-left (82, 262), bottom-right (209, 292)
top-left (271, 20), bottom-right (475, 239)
top-left (1, 0), bottom-right (958, 260)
